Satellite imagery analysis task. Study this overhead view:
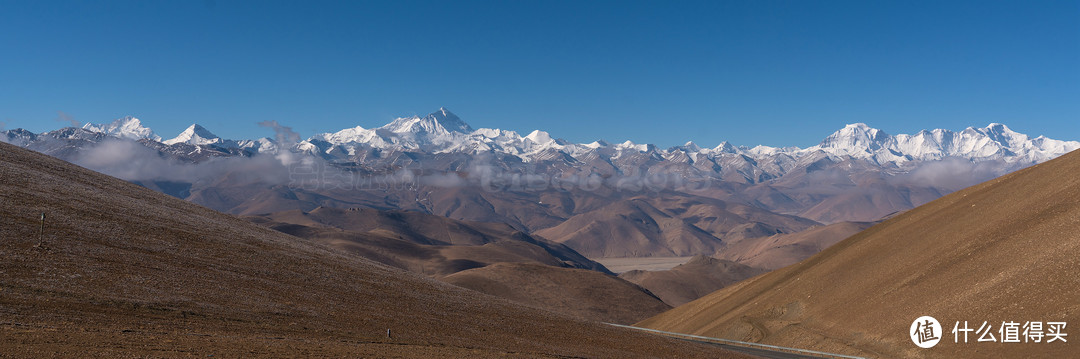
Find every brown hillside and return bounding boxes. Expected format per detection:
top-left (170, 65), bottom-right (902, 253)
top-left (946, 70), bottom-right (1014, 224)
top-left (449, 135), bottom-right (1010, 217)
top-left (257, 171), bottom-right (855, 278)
top-left (620, 255), bottom-right (766, 307)
top-left (536, 198), bottom-right (724, 257)
top-left (536, 196), bottom-right (817, 258)
top-left (249, 207), bottom-right (607, 274)
top-left (249, 211), bottom-right (667, 324)
top-left (254, 206), bottom-right (525, 246)
top-left (638, 150), bottom-right (1080, 358)
top-left (0, 142), bottom-right (747, 358)
top-left (250, 220), bottom-right (584, 277)
top-left (716, 221), bottom-right (874, 270)
top-left (442, 262), bottom-right (671, 324)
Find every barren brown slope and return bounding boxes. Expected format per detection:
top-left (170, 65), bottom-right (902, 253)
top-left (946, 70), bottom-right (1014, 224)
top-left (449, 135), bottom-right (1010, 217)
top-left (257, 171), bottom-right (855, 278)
top-left (198, 177), bottom-right (613, 232)
top-left (0, 142), bottom-right (748, 358)
top-left (249, 220), bottom-right (580, 277)
top-left (442, 262), bottom-right (671, 324)
top-left (536, 196), bottom-right (817, 258)
top-left (536, 198), bottom-right (725, 258)
top-left (255, 206), bottom-right (521, 245)
top-left (250, 212), bottom-right (664, 324)
top-left (249, 207), bottom-right (607, 274)
top-left (638, 149), bottom-right (1080, 358)
top-left (620, 255), bottom-right (766, 307)
top-left (647, 195), bottom-right (819, 242)
top-left (248, 198), bottom-right (680, 325)
top-left (715, 221), bottom-right (874, 270)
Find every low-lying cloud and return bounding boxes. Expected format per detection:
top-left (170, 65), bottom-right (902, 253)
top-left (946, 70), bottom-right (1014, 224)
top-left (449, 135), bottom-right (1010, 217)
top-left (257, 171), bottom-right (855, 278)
top-left (71, 136), bottom-right (1018, 206)
top-left (72, 136), bottom-right (712, 196)
top-left (888, 157), bottom-right (1005, 191)
top-left (74, 139), bottom-right (293, 186)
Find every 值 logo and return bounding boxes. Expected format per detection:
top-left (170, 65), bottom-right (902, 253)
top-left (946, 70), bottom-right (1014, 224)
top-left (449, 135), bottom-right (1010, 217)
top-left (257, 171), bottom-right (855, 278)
top-left (911, 316), bottom-right (942, 348)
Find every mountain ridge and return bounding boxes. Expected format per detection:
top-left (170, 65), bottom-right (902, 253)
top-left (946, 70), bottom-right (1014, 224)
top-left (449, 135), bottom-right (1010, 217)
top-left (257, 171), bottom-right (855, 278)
top-left (80, 116), bottom-right (161, 142)
top-left (5, 109), bottom-right (1078, 229)
top-left (54, 109), bottom-right (1077, 170)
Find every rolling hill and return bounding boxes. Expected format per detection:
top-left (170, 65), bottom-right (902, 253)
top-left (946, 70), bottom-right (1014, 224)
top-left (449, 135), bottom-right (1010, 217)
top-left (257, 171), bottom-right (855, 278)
top-left (535, 196), bottom-right (818, 258)
top-left (248, 206), bottom-right (606, 275)
top-left (248, 207), bottom-right (672, 323)
top-left (619, 255), bottom-right (767, 307)
top-left (715, 221), bottom-right (875, 270)
top-left (443, 262), bottom-right (671, 324)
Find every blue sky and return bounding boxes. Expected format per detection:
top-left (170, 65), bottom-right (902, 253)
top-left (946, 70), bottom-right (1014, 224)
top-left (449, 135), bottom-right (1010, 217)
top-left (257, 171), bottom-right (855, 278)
top-left (1, 0), bottom-right (1077, 147)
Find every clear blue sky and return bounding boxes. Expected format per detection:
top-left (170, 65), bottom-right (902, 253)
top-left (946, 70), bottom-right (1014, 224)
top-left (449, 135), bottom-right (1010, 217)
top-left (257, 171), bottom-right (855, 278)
top-left (1, 0), bottom-right (1077, 147)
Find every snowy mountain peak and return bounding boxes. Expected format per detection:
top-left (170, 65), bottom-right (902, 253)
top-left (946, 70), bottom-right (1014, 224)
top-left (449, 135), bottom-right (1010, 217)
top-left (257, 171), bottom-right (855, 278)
top-left (82, 116), bottom-right (161, 142)
top-left (432, 107), bottom-right (471, 131)
top-left (382, 108), bottom-right (473, 134)
top-left (834, 123), bottom-right (885, 138)
top-left (525, 130), bottom-right (555, 145)
top-left (320, 125), bottom-right (377, 145)
top-left (582, 140), bottom-right (609, 149)
top-left (819, 123), bottom-right (892, 153)
top-left (713, 141), bottom-right (738, 153)
top-left (615, 140), bottom-right (653, 153)
top-left (427, 107), bottom-right (472, 133)
top-left (164, 124), bottom-right (222, 146)
top-left (979, 123), bottom-right (1027, 147)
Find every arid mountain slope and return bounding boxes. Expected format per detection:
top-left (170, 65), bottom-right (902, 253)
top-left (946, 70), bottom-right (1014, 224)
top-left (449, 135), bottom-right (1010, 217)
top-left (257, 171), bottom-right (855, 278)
top-left (442, 262), bottom-right (671, 324)
top-left (248, 207), bottom-right (606, 274)
top-left (536, 196), bottom-right (818, 258)
top-left (715, 221), bottom-right (874, 270)
top-left (536, 198), bottom-right (724, 258)
top-left (620, 255), bottom-right (766, 307)
top-left (249, 208), bottom-right (669, 324)
top-left (0, 142), bottom-right (746, 358)
top-left (254, 220), bottom-right (584, 277)
top-left (638, 149), bottom-right (1080, 358)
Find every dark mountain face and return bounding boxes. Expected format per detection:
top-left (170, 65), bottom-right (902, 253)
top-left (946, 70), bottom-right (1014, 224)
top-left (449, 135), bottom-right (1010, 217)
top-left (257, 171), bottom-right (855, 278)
top-left (247, 206), bottom-right (609, 274)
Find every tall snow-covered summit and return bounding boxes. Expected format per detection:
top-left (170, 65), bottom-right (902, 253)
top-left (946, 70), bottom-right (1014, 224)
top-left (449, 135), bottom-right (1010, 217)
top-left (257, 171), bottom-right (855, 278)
top-left (818, 123), bottom-right (893, 153)
top-left (311, 108), bottom-right (487, 153)
top-left (82, 116), bottom-right (161, 142)
top-left (381, 107), bottom-right (473, 134)
top-left (164, 124), bottom-right (224, 146)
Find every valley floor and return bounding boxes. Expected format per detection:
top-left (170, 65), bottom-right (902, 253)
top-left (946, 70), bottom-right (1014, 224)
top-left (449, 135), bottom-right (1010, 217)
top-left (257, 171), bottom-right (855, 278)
top-left (593, 256), bottom-right (696, 274)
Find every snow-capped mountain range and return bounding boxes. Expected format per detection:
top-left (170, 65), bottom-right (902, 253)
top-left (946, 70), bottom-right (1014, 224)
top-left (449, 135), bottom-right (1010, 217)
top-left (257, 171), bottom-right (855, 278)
top-left (5, 108), bottom-right (1078, 225)
top-left (4, 108), bottom-right (1078, 184)
top-left (301, 108), bottom-right (1078, 166)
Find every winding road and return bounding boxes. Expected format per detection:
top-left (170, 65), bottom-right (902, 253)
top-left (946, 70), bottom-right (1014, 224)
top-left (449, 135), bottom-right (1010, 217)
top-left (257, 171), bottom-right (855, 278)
top-left (605, 323), bottom-right (866, 359)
